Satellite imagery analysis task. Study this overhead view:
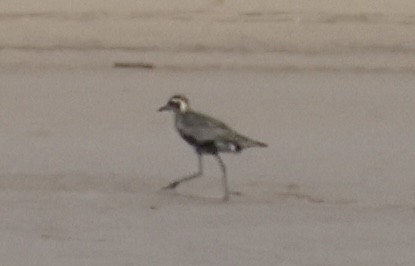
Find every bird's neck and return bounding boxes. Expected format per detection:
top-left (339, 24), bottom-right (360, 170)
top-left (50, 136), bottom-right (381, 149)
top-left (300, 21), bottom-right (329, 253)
top-left (175, 107), bottom-right (191, 115)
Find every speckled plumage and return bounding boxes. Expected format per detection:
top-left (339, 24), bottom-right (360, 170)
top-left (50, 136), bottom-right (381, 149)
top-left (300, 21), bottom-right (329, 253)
top-left (175, 110), bottom-right (267, 153)
top-left (159, 94), bottom-right (267, 201)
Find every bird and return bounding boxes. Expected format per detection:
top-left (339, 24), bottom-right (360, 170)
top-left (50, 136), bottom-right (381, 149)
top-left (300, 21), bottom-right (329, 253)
top-left (158, 94), bottom-right (267, 201)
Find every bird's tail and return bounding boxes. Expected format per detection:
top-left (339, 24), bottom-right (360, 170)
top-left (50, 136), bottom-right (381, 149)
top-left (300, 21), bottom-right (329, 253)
top-left (252, 140), bottom-right (268, 148)
top-left (236, 134), bottom-right (268, 149)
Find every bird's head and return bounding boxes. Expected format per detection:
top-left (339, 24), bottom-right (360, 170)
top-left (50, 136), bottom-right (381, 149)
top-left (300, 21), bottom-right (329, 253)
top-left (158, 94), bottom-right (190, 113)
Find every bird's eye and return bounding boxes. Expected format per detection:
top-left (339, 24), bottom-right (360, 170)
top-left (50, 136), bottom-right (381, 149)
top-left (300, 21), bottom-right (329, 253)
top-left (169, 101), bottom-right (181, 109)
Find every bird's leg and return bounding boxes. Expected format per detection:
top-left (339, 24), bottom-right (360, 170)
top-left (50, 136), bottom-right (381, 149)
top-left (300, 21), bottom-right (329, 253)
top-left (214, 154), bottom-right (229, 201)
top-left (163, 153), bottom-right (203, 189)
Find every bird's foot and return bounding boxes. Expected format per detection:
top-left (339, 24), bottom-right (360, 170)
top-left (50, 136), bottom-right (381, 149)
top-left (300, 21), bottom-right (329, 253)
top-left (163, 181), bottom-right (180, 190)
top-left (222, 191), bottom-right (242, 201)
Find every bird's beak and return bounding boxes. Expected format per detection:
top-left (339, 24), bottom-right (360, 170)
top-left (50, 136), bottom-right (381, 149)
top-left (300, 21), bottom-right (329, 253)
top-left (158, 105), bottom-right (170, 112)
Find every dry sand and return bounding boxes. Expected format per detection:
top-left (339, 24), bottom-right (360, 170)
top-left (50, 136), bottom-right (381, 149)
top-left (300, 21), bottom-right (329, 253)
top-left (0, 1), bottom-right (415, 265)
top-left (0, 69), bottom-right (414, 266)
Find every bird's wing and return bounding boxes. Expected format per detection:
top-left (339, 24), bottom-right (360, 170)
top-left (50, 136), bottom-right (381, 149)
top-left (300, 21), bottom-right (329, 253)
top-left (178, 111), bottom-right (267, 150)
top-left (179, 111), bottom-right (235, 142)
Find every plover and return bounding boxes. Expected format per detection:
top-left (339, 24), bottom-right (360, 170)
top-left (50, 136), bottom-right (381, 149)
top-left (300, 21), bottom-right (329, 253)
top-left (158, 94), bottom-right (267, 201)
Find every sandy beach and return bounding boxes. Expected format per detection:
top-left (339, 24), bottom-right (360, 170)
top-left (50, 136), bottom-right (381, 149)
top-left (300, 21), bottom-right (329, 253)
top-left (1, 0), bottom-right (415, 71)
top-left (0, 1), bottom-right (415, 265)
top-left (0, 69), bottom-right (414, 266)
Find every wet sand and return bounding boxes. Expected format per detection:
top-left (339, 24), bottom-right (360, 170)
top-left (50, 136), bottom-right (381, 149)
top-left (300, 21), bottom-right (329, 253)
top-left (1, 1), bottom-right (415, 265)
top-left (0, 0), bottom-right (414, 71)
top-left (0, 69), bottom-right (414, 265)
